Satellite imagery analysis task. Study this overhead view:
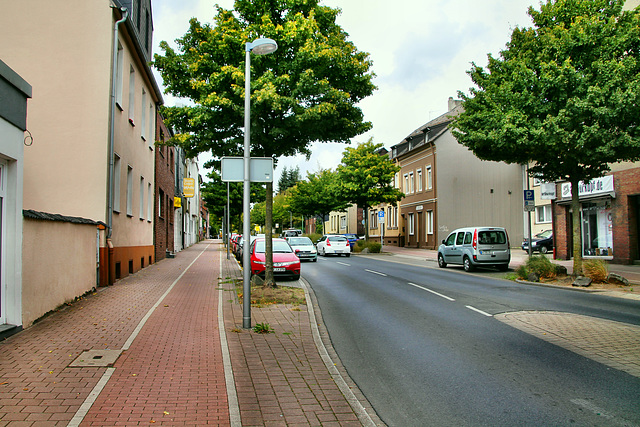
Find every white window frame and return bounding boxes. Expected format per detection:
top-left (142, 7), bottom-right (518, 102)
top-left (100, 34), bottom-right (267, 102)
top-left (148, 102), bottom-right (155, 149)
top-left (426, 165), bottom-right (432, 190)
top-left (147, 182), bottom-right (152, 221)
top-left (128, 66), bottom-right (136, 124)
top-left (427, 210), bottom-right (434, 235)
top-left (141, 89), bottom-right (147, 140)
top-left (340, 215), bottom-right (346, 230)
top-left (139, 176), bottom-right (145, 219)
top-left (126, 166), bottom-right (133, 216)
top-left (403, 174), bottom-right (409, 193)
top-left (113, 154), bottom-right (121, 212)
top-left (393, 206), bottom-right (398, 228)
top-left (409, 172), bottom-right (415, 194)
top-left (408, 213), bottom-right (415, 235)
top-left (115, 41), bottom-right (124, 108)
top-left (370, 210), bottom-right (377, 229)
top-left (417, 168), bottom-right (423, 192)
top-left (536, 205), bottom-right (552, 224)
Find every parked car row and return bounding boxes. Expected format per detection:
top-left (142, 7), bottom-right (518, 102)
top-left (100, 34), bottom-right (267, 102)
top-left (228, 233), bottom-right (360, 281)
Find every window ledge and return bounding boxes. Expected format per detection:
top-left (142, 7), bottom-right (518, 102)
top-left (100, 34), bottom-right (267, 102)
top-left (129, 118), bottom-right (135, 127)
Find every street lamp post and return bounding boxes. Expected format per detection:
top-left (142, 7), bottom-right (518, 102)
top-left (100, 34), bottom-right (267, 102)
top-left (242, 37), bottom-right (277, 329)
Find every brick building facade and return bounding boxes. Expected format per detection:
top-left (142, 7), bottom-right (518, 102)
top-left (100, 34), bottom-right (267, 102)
top-left (154, 113), bottom-right (175, 261)
top-left (552, 166), bottom-right (640, 265)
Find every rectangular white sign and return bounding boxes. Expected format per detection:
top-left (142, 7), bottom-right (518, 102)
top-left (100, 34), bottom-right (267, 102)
top-left (560, 175), bottom-right (614, 199)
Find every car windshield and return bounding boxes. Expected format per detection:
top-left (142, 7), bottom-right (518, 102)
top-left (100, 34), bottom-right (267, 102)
top-left (289, 237), bottom-right (312, 245)
top-left (254, 240), bottom-right (293, 253)
top-left (535, 230), bottom-right (552, 239)
top-left (328, 236), bottom-right (347, 242)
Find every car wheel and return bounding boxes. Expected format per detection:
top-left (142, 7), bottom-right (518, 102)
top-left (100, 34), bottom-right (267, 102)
top-left (497, 264), bottom-right (509, 271)
top-left (346, 253), bottom-right (351, 258)
top-left (463, 256), bottom-right (474, 272)
top-left (438, 254), bottom-right (447, 268)
top-left (540, 246), bottom-right (548, 254)
top-left (313, 257), bottom-right (317, 262)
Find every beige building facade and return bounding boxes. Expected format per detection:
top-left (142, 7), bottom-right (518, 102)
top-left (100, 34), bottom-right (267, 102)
top-left (1, 0), bottom-right (162, 326)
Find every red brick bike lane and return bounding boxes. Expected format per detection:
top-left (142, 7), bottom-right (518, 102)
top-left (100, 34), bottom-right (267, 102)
top-left (80, 242), bottom-right (229, 426)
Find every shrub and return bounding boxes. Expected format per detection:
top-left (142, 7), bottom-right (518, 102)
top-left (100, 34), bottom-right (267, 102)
top-left (516, 255), bottom-right (559, 280)
top-left (367, 242), bottom-right (382, 253)
top-left (583, 259), bottom-right (608, 283)
top-left (306, 233), bottom-right (322, 244)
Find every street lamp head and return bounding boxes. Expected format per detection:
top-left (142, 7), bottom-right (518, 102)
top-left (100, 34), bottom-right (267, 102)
top-left (247, 38), bottom-right (278, 55)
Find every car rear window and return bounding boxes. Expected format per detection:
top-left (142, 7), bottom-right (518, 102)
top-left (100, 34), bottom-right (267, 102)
top-left (289, 237), bottom-right (311, 245)
top-left (328, 236), bottom-right (347, 242)
top-left (254, 240), bottom-right (293, 253)
top-left (478, 231), bottom-right (506, 245)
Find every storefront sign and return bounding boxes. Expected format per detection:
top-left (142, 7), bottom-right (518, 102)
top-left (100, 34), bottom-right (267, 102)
top-left (183, 178), bottom-right (196, 198)
top-left (174, 197), bottom-right (181, 208)
top-left (560, 175), bottom-right (614, 199)
top-left (540, 183), bottom-right (556, 200)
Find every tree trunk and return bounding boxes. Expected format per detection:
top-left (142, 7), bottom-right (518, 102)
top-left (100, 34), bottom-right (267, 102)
top-left (570, 176), bottom-right (583, 276)
top-left (264, 181), bottom-right (277, 288)
top-left (363, 206), bottom-right (369, 241)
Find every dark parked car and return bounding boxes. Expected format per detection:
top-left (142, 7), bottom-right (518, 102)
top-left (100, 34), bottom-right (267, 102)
top-left (342, 233), bottom-right (360, 250)
top-left (522, 230), bottom-right (553, 254)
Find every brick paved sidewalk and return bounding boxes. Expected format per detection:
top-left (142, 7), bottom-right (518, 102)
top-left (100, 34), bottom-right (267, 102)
top-left (0, 242), bottom-right (228, 426)
top-left (219, 248), bottom-right (380, 427)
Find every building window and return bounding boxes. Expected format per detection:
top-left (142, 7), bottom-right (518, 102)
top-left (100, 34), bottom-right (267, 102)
top-left (147, 182), bottom-right (152, 221)
top-left (387, 206), bottom-right (392, 227)
top-left (159, 188), bottom-right (165, 218)
top-left (408, 213), bottom-right (415, 235)
top-left (370, 210), bottom-right (377, 229)
top-left (409, 172), bottom-right (415, 193)
top-left (581, 201), bottom-right (613, 256)
top-left (141, 89), bottom-right (147, 140)
top-left (403, 174), bottom-right (409, 193)
top-left (113, 154), bottom-right (121, 213)
top-left (536, 205), bottom-right (552, 224)
top-left (126, 166), bottom-right (133, 216)
top-left (139, 176), bottom-right (145, 219)
top-left (417, 169), bottom-right (423, 192)
top-left (426, 165), bottom-right (432, 190)
top-left (394, 172), bottom-right (399, 188)
top-left (115, 41), bottom-right (124, 108)
top-left (393, 206), bottom-right (398, 228)
top-left (128, 66), bottom-right (136, 124)
top-left (427, 210), bottom-right (434, 235)
top-left (148, 103), bottom-right (155, 148)
top-left (340, 215), bottom-right (346, 230)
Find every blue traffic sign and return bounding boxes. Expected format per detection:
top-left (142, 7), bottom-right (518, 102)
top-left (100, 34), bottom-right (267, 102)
top-left (378, 210), bottom-right (385, 218)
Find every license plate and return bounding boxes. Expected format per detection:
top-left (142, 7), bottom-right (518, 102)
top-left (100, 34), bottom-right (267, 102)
top-left (274, 268), bottom-right (285, 272)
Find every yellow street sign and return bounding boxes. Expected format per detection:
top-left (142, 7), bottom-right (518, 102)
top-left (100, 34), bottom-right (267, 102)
top-left (183, 178), bottom-right (195, 198)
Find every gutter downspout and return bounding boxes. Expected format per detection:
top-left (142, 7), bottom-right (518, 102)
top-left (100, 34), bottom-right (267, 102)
top-left (107, 6), bottom-right (128, 285)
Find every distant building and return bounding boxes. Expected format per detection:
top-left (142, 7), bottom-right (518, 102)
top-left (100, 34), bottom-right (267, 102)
top-left (154, 113), bottom-right (175, 261)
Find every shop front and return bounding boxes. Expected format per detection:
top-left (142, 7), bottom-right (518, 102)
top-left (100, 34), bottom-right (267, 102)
top-left (553, 172), bottom-right (640, 264)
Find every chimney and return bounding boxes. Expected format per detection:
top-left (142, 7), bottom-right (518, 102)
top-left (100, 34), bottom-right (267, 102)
top-left (448, 96), bottom-right (462, 112)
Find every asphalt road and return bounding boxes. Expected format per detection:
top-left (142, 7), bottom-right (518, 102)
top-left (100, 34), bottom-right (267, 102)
top-left (302, 254), bottom-right (640, 426)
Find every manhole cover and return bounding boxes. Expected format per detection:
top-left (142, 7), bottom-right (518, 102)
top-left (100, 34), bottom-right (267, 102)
top-left (69, 349), bottom-right (122, 367)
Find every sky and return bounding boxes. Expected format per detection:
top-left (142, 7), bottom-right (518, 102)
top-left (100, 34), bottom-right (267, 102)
top-left (151, 0), bottom-right (541, 183)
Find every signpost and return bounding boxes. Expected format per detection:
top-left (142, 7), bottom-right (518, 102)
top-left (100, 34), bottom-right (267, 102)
top-left (378, 210), bottom-right (385, 249)
top-left (524, 190), bottom-right (534, 257)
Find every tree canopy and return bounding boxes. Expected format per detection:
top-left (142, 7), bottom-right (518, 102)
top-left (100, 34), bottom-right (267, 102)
top-left (277, 166), bottom-right (301, 193)
top-left (153, 0), bottom-right (376, 161)
top-left (336, 139), bottom-right (403, 239)
top-left (450, 0), bottom-right (640, 274)
top-left (288, 168), bottom-right (350, 220)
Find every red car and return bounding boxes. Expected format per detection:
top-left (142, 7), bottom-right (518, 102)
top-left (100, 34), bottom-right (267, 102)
top-left (250, 238), bottom-right (301, 280)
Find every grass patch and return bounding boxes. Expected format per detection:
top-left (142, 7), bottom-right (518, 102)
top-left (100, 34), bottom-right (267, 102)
top-left (583, 259), bottom-right (609, 283)
top-left (235, 278), bottom-right (306, 306)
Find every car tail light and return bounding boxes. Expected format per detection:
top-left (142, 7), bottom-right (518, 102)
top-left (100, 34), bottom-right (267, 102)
top-left (473, 229), bottom-right (478, 250)
top-left (326, 240), bottom-right (331, 246)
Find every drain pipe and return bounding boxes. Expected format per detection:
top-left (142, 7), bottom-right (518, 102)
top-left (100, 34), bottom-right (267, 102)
top-left (106, 6), bottom-right (128, 284)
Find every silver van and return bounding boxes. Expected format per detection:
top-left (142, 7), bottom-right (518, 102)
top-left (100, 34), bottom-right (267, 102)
top-left (437, 227), bottom-right (510, 272)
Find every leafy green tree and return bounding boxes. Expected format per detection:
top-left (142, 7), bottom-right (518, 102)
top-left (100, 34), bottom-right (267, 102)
top-left (336, 139), bottom-right (403, 240)
top-left (251, 192), bottom-right (291, 232)
top-left (450, 0), bottom-right (640, 275)
top-left (154, 0), bottom-right (375, 286)
top-left (277, 166), bottom-right (301, 194)
top-left (288, 168), bottom-right (349, 225)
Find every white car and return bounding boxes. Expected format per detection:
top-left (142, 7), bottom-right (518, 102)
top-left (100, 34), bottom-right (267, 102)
top-left (286, 236), bottom-right (318, 262)
top-left (316, 235), bottom-right (351, 257)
